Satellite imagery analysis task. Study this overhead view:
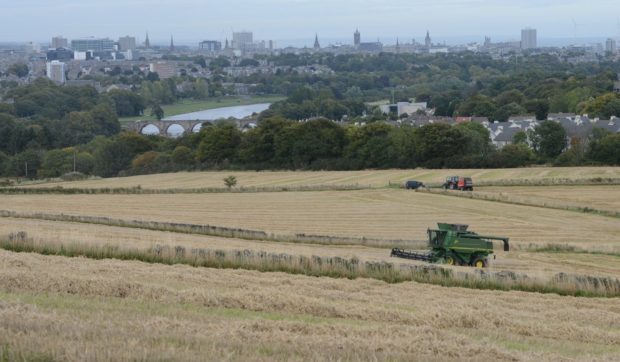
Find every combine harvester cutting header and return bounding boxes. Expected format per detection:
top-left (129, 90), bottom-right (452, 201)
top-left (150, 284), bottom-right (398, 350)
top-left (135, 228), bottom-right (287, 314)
top-left (391, 223), bottom-right (510, 268)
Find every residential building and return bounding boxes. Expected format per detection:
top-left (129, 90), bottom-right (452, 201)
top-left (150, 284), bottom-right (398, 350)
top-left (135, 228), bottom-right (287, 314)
top-left (521, 28), bottom-right (537, 50)
top-left (232, 31), bottom-right (253, 50)
top-left (380, 101), bottom-right (428, 116)
top-left (199, 40), bottom-right (222, 51)
top-left (51, 36), bottom-right (68, 49)
top-left (606, 38), bottom-right (617, 53)
top-left (71, 38), bottom-right (115, 52)
top-left (149, 61), bottom-right (176, 79)
top-left (46, 60), bottom-right (66, 83)
top-left (118, 36), bottom-right (136, 52)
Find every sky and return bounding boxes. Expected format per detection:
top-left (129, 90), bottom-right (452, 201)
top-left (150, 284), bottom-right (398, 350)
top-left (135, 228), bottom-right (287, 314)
top-left (1, 0), bottom-right (619, 47)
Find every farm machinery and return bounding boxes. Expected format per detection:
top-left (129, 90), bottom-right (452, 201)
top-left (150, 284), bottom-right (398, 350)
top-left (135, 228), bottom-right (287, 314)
top-left (391, 223), bottom-right (509, 268)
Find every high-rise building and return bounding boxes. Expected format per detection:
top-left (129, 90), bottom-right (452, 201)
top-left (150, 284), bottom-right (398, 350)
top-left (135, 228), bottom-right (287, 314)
top-left (71, 38), bottom-right (115, 52)
top-left (232, 31), bottom-right (253, 50)
top-left (118, 36), bottom-right (136, 52)
top-left (521, 28), bottom-right (537, 50)
top-left (51, 36), bottom-right (68, 49)
top-left (199, 40), bottom-right (222, 51)
top-left (606, 38), bottom-right (617, 53)
top-left (46, 61), bottom-right (66, 83)
top-left (354, 29), bottom-right (361, 46)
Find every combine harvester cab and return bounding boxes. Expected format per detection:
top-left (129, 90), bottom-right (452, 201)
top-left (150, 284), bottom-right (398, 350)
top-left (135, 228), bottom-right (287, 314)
top-left (391, 223), bottom-right (509, 268)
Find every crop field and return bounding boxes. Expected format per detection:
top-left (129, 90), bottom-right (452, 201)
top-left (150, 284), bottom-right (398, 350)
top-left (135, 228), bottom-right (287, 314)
top-left (1, 189), bottom-right (619, 249)
top-left (19, 166), bottom-right (620, 190)
top-left (476, 185), bottom-right (620, 215)
top-left (1, 168), bottom-right (620, 360)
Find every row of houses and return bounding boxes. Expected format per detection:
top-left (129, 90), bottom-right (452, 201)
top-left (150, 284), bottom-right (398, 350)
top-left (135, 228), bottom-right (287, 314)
top-left (389, 114), bottom-right (620, 148)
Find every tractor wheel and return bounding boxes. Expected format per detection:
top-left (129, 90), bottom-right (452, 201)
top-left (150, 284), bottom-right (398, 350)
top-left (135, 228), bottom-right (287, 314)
top-left (445, 256), bottom-right (456, 266)
top-left (473, 257), bottom-right (488, 269)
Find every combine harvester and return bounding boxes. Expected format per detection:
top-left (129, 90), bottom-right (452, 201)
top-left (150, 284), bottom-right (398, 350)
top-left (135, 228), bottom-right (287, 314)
top-left (391, 223), bottom-right (510, 268)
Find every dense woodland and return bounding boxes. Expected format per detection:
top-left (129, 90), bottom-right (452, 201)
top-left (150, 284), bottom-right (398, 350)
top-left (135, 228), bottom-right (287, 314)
top-left (1, 52), bottom-right (620, 179)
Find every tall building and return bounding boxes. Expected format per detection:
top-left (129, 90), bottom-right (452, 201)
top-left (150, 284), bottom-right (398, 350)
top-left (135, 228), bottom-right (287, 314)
top-left (170, 35), bottom-right (175, 51)
top-left (354, 29), bottom-right (361, 46)
top-left (521, 28), bottom-right (537, 50)
top-left (232, 31), bottom-right (253, 50)
top-left (425, 31), bottom-right (431, 48)
top-left (46, 61), bottom-right (66, 84)
top-left (51, 36), bottom-right (68, 49)
top-left (118, 36), bottom-right (136, 52)
top-left (71, 38), bottom-right (115, 52)
top-left (314, 33), bottom-right (320, 50)
top-left (199, 40), bottom-right (222, 51)
top-left (144, 32), bottom-right (150, 48)
top-left (606, 38), bottom-right (617, 53)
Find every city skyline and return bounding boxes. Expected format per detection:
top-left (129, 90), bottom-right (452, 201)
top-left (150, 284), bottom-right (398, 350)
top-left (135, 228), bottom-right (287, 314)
top-left (3, 0), bottom-right (620, 46)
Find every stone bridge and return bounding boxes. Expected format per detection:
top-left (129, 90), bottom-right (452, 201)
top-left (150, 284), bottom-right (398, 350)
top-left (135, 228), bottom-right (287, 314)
top-left (129, 118), bottom-right (258, 137)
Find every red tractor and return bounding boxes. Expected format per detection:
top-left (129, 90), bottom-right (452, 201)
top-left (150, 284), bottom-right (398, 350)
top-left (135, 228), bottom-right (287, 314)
top-left (442, 176), bottom-right (473, 191)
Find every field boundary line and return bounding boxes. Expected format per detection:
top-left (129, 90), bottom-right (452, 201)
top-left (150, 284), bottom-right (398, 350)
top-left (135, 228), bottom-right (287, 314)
top-left (0, 209), bottom-right (423, 249)
top-left (418, 188), bottom-right (620, 219)
top-left (0, 184), bottom-right (376, 195)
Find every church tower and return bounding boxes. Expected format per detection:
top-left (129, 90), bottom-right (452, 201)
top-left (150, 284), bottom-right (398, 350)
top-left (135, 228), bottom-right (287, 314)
top-left (145, 32), bottom-right (150, 48)
top-left (354, 29), bottom-right (361, 46)
top-left (170, 35), bottom-right (175, 51)
top-left (425, 31), bottom-right (431, 49)
top-left (314, 33), bottom-right (320, 50)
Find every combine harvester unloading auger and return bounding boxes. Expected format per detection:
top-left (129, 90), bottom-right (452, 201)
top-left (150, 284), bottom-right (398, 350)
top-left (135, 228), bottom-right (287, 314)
top-left (391, 223), bottom-right (510, 268)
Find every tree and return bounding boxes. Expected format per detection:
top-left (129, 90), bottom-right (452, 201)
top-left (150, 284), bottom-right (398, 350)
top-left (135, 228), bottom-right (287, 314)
top-left (8, 63), bottom-right (29, 78)
top-left (581, 93), bottom-right (620, 119)
top-left (513, 131), bottom-right (528, 145)
top-left (197, 122), bottom-right (242, 164)
top-left (530, 120), bottom-right (567, 159)
top-left (589, 133), bottom-right (620, 165)
top-left (223, 175), bottom-right (237, 189)
top-left (151, 104), bottom-right (164, 120)
top-left (524, 99), bottom-right (550, 121)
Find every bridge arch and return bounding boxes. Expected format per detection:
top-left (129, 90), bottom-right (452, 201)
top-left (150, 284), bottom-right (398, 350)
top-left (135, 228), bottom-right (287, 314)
top-left (140, 124), bottom-right (161, 136)
top-left (191, 121), bottom-right (214, 133)
top-left (165, 123), bottom-right (187, 138)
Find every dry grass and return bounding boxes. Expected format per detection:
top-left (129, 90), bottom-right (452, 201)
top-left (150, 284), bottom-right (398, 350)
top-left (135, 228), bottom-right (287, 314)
top-left (19, 167), bottom-right (620, 190)
top-left (0, 249), bottom-right (619, 361)
top-left (1, 189), bottom-right (619, 249)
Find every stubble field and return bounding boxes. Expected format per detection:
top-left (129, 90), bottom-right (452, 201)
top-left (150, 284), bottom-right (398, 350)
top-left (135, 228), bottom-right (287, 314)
top-left (1, 167), bottom-right (620, 361)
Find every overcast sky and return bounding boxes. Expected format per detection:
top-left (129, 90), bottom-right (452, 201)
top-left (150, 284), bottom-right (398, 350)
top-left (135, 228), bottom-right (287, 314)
top-left (2, 0), bottom-right (619, 46)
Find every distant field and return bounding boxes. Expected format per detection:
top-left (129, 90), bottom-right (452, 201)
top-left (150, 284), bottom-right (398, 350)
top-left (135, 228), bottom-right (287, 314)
top-left (22, 166), bottom-right (620, 190)
top-left (1, 250), bottom-right (618, 361)
top-left (2, 189), bottom-right (619, 249)
top-left (119, 95), bottom-right (285, 125)
top-left (477, 185), bottom-right (620, 214)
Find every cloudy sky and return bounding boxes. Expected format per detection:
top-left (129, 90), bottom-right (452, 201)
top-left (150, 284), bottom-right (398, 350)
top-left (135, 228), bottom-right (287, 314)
top-left (2, 0), bottom-right (619, 46)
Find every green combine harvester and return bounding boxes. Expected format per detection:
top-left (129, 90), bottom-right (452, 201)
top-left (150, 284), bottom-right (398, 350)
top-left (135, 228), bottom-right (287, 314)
top-left (391, 223), bottom-right (510, 268)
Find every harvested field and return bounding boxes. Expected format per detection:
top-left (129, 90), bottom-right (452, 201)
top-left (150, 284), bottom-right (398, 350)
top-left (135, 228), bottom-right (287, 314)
top-left (0, 250), bottom-right (619, 361)
top-left (476, 185), bottom-right (620, 215)
top-left (19, 166), bottom-right (620, 190)
top-left (1, 189), bottom-right (619, 249)
top-left (1, 217), bottom-right (619, 280)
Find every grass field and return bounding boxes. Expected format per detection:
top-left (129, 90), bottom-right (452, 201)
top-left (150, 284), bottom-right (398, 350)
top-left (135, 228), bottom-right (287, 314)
top-left (118, 95), bottom-right (285, 125)
top-left (2, 168), bottom-right (620, 360)
top-left (20, 166), bottom-right (620, 190)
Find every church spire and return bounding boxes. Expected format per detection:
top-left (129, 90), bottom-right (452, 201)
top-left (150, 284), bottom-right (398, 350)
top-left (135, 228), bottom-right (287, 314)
top-left (170, 35), bottom-right (174, 51)
top-left (145, 31), bottom-right (150, 48)
top-left (425, 30), bottom-right (431, 48)
top-left (314, 33), bottom-right (320, 50)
